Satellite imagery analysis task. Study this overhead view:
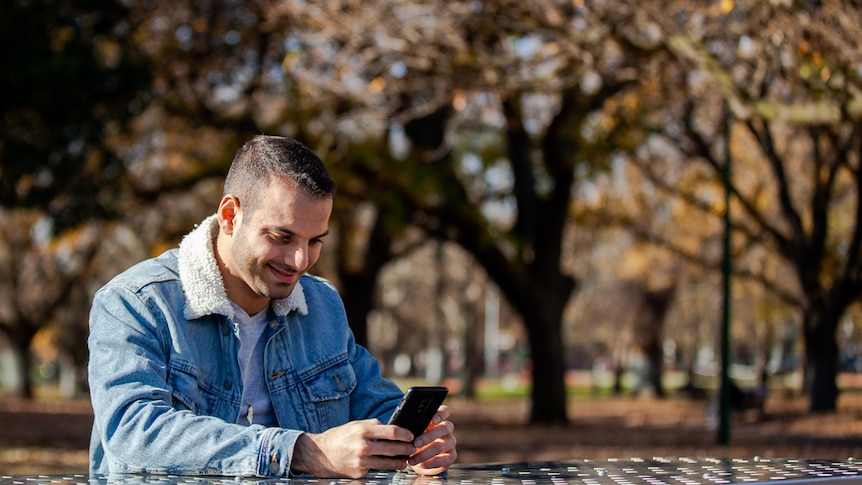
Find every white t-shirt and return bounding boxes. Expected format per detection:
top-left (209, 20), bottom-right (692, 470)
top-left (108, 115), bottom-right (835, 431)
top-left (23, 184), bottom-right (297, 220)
top-left (232, 302), bottom-right (277, 426)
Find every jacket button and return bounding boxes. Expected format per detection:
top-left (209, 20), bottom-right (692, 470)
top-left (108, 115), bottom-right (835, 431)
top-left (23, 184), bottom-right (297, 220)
top-left (224, 380), bottom-right (232, 390)
top-left (268, 451), bottom-right (280, 474)
top-left (222, 324), bottom-right (230, 335)
top-left (269, 320), bottom-right (278, 330)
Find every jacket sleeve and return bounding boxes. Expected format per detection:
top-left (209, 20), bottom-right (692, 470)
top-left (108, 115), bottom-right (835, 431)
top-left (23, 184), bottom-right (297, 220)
top-left (88, 282), bottom-right (300, 477)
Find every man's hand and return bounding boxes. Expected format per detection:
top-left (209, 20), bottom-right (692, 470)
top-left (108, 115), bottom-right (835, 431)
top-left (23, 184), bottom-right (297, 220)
top-left (407, 405), bottom-right (457, 476)
top-left (291, 419), bottom-right (416, 479)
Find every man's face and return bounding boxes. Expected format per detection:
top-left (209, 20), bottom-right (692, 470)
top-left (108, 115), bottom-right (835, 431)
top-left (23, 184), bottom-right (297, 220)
top-left (219, 176), bottom-right (332, 315)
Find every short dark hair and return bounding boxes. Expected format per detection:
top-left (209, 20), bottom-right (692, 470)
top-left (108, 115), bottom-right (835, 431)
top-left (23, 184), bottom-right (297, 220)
top-left (223, 135), bottom-right (336, 214)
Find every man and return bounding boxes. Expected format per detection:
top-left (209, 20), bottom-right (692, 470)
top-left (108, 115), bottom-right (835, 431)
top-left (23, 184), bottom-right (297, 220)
top-left (88, 135), bottom-right (457, 478)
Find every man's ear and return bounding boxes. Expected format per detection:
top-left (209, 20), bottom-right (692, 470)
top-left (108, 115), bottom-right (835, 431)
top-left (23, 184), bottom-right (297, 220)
top-left (217, 195), bottom-right (241, 235)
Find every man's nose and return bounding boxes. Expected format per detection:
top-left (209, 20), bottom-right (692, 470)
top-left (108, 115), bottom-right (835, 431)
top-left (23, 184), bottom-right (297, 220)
top-left (286, 242), bottom-right (308, 271)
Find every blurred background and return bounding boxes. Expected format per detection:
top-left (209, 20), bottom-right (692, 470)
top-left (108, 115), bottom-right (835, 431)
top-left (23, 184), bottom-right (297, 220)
top-left (2, 0), bottom-right (862, 473)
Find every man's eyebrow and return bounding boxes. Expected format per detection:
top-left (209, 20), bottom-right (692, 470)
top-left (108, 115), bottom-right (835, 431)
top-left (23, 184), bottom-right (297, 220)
top-left (267, 226), bottom-right (330, 240)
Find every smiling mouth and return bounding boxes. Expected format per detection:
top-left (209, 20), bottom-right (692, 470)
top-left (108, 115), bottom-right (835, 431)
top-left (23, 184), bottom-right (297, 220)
top-left (269, 264), bottom-right (299, 283)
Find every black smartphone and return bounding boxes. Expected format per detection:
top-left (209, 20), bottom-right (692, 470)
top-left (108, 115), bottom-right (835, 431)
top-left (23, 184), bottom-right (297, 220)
top-left (387, 386), bottom-right (449, 438)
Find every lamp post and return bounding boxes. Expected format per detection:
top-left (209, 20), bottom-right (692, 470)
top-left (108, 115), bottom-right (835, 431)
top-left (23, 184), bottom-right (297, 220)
top-left (718, 102), bottom-right (733, 445)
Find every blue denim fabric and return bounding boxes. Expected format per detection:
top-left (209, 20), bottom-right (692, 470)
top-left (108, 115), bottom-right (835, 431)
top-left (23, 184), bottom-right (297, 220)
top-left (88, 234), bottom-right (403, 477)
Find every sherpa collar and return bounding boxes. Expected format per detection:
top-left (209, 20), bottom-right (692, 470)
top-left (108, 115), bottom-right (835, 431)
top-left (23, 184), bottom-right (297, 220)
top-left (177, 214), bottom-right (308, 321)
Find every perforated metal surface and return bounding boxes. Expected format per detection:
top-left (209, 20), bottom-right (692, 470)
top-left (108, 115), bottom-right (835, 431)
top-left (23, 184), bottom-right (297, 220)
top-left (3, 458), bottom-right (861, 485)
top-left (455, 458), bottom-right (862, 485)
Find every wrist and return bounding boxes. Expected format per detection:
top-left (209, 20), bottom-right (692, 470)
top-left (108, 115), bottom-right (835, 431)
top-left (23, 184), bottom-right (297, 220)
top-left (290, 432), bottom-right (314, 476)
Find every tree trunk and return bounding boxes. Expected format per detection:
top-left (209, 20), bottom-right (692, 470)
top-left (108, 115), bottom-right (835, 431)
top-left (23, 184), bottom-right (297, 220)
top-left (338, 213), bottom-right (393, 349)
top-left (526, 309), bottom-right (568, 424)
top-left (636, 286), bottom-right (675, 398)
top-left (804, 311), bottom-right (840, 412)
top-left (10, 327), bottom-right (35, 399)
top-left (340, 271), bottom-right (375, 348)
top-left (806, 351), bottom-right (839, 412)
top-left (522, 276), bottom-right (573, 424)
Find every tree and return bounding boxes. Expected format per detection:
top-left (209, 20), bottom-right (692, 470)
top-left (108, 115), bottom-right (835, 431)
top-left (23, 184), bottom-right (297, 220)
top-left (0, 0), bottom-right (150, 228)
top-left (261, 0), bottom-right (666, 423)
top-left (0, 0), bottom-right (150, 396)
top-left (592, 0), bottom-right (862, 412)
top-left (664, 1), bottom-right (862, 412)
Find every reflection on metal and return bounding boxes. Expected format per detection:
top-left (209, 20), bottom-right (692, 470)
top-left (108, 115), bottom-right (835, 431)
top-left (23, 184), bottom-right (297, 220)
top-left (3, 458), bottom-right (861, 485)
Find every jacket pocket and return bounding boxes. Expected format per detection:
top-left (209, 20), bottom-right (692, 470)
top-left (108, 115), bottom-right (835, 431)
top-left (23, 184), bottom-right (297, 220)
top-left (301, 356), bottom-right (357, 428)
top-left (167, 361), bottom-right (222, 416)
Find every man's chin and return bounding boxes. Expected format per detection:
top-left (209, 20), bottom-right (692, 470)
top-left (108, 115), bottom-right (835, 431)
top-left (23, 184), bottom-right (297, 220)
top-left (261, 282), bottom-right (297, 300)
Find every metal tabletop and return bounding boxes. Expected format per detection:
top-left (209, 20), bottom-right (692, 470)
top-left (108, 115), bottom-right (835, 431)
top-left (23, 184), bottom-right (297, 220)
top-left (3, 458), bottom-right (861, 485)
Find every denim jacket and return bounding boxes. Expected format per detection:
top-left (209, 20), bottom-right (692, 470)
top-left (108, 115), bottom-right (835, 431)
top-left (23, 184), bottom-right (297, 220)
top-left (88, 215), bottom-right (404, 477)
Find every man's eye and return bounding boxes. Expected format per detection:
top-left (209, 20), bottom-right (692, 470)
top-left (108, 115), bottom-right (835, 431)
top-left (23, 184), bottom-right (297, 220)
top-left (271, 234), bottom-right (292, 244)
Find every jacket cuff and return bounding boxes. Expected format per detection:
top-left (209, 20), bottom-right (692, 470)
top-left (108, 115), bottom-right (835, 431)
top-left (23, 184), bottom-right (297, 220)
top-left (258, 427), bottom-right (303, 477)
